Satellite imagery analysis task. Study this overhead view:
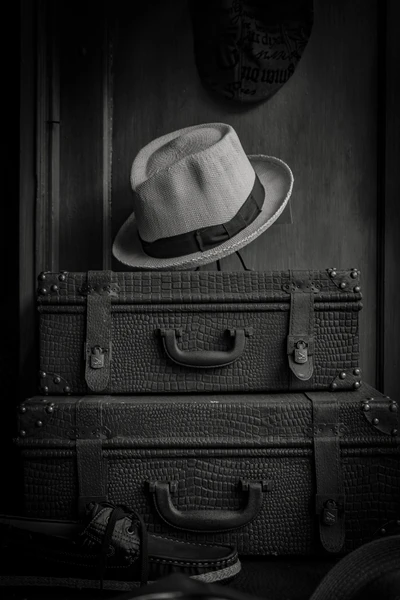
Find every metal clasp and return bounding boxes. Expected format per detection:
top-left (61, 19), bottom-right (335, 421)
top-left (322, 499), bottom-right (338, 526)
top-left (294, 340), bottom-right (308, 364)
top-left (85, 344), bottom-right (111, 369)
top-left (90, 346), bottom-right (105, 369)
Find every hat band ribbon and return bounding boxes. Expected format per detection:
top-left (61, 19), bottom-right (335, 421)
top-left (139, 174), bottom-right (264, 259)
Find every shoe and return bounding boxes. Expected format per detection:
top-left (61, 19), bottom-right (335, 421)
top-left (0, 502), bottom-right (241, 591)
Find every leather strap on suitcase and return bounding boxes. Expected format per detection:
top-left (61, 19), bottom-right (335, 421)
top-left (84, 271), bottom-right (114, 393)
top-left (287, 273), bottom-right (316, 384)
top-left (73, 397), bottom-right (108, 514)
top-left (306, 391), bottom-right (346, 553)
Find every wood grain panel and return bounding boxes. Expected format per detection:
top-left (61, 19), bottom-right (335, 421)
top-left (19, 0), bottom-right (38, 403)
top-left (383, 0), bottom-right (400, 397)
top-left (56, 0), bottom-right (108, 271)
top-left (111, 0), bottom-right (378, 383)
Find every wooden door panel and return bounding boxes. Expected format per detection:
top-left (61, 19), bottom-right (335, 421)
top-left (36, 0), bottom-right (111, 273)
top-left (58, 1), bottom-right (108, 271)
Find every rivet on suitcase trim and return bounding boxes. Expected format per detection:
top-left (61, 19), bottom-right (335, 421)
top-left (361, 397), bottom-right (399, 436)
top-left (38, 371), bottom-right (72, 395)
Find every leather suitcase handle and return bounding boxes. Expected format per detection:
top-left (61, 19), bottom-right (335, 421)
top-left (159, 328), bottom-right (253, 368)
top-left (148, 479), bottom-right (271, 532)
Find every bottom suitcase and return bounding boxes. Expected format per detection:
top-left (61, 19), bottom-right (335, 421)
top-left (15, 383), bottom-right (400, 556)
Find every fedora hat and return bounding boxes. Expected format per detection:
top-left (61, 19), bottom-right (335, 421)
top-left (112, 123), bottom-right (294, 269)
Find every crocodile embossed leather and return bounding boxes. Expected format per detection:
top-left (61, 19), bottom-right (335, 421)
top-left (15, 382), bottom-right (399, 556)
top-left (36, 268), bottom-right (362, 395)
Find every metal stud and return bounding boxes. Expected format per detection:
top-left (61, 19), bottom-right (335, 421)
top-left (38, 272), bottom-right (46, 281)
top-left (339, 372), bottom-right (347, 379)
top-left (58, 274), bottom-right (66, 282)
top-left (35, 420), bottom-right (43, 427)
top-left (331, 382), bottom-right (338, 390)
top-left (350, 270), bottom-right (358, 278)
top-left (339, 282), bottom-right (347, 289)
top-left (42, 386), bottom-right (49, 394)
top-left (18, 405), bottom-right (27, 414)
top-left (19, 430), bottom-right (26, 437)
top-left (353, 381), bottom-right (361, 389)
top-left (50, 284), bottom-right (58, 292)
top-left (39, 371), bottom-right (47, 379)
top-left (373, 418), bottom-right (380, 425)
top-left (39, 287), bottom-right (48, 295)
top-left (354, 286), bottom-right (361, 292)
top-left (330, 270), bottom-right (337, 278)
top-left (363, 404), bottom-right (371, 412)
top-left (353, 368), bottom-right (361, 376)
top-left (391, 429), bottom-right (398, 436)
top-left (397, 520), bottom-right (400, 526)
top-left (64, 386), bottom-right (71, 393)
top-left (46, 406), bottom-right (54, 414)
top-left (390, 402), bottom-right (398, 412)
top-left (380, 528), bottom-right (386, 535)
top-left (53, 376), bottom-right (61, 384)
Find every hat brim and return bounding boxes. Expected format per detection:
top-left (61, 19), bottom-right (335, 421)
top-left (112, 155), bottom-right (294, 270)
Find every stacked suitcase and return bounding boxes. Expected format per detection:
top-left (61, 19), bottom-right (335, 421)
top-left (15, 268), bottom-right (400, 556)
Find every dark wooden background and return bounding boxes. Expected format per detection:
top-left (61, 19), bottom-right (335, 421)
top-left (1, 0), bottom-right (399, 511)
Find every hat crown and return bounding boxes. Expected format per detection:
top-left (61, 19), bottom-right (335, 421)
top-left (130, 123), bottom-right (256, 243)
top-left (143, 127), bottom-right (222, 182)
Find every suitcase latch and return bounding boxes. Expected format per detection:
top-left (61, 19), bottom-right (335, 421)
top-left (315, 495), bottom-right (345, 528)
top-left (90, 347), bottom-right (105, 369)
top-left (85, 344), bottom-right (111, 369)
top-left (294, 340), bottom-right (308, 364)
top-left (322, 500), bottom-right (338, 526)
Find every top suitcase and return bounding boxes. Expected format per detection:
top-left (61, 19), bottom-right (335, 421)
top-left (36, 268), bottom-right (362, 395)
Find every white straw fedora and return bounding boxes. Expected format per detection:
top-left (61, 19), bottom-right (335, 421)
top-left (112, 123), bottom-right (294, 269)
